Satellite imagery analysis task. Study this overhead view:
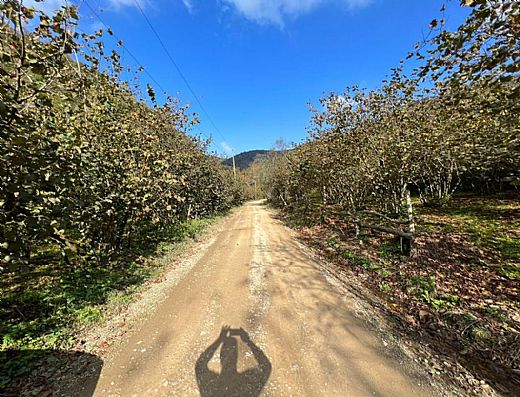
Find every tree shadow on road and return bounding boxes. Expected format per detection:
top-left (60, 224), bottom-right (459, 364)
top-left (0, 349), bottom-right (102, 397)
top-left (195, 326), bottom-right (271, 397)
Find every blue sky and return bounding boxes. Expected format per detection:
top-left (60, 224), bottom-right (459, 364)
top-left (31, 0), bottom-right (469, 156)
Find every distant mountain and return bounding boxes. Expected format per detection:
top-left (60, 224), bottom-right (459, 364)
top-left (222, 150), bottom-right (271, 170)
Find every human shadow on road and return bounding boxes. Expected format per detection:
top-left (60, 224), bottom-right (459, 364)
top-left (195, 326), bottom-right (271, 397)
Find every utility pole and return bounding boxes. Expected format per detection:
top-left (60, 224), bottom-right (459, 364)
top-left (232, 151), bottom-right (237, 180)
top-left (252, 168), bottom-right (258, 199)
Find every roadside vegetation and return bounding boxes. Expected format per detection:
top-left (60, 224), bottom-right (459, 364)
top-left (247, 0), bottom-right (519, 393)
top-left (0, 214), bottom-right (223, 392)
top-left (0, 0), bottom-right (243, 385)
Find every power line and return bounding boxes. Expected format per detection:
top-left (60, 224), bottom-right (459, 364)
top-left (81, 0), bottom-right (211, 142)
top-left (131, 0), bottom-right (229, 145)
top-left (82, 1), bottom-right (167, 94)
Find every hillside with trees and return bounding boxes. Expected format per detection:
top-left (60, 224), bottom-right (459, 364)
top-left (222, 150), bottom-right (271, 170)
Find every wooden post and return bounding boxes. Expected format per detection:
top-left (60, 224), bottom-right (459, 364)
top-left (403, 187), bottom-right (415, 255)
top-left (406, 188), bottom-right (415, 234)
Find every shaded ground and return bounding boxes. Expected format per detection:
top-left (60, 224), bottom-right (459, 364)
top-left (0, 350), bottom-right (102, 397)
top-left (88, 201), bottom-right (440, 396)
top-left (281, 194), bottom-right (519, 395)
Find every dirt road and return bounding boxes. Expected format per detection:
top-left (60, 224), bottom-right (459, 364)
top-left (91, 201), bottom-right (438, 397)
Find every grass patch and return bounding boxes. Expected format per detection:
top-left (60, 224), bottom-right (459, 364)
top-left (484, 305), bottom-right (507, 321)
top-left (430, 293), bottom-right (460, 310)
top-left (416, 197), bottom-right (520, 260)
top-left (406, 275), bottom-right (460, 309)
top-left (379, 241), bottom-right (403, 257)
top-left (498, 264), bottom-right (520, 280)
top-left (327, 236), bottom-right (340, 248)
top-left (470, 327), bottom-right (493, 344)
top-left (378, 268), bottom-right (393, 278)
top-left (378, 282), bottom-right (391, 294)
top-left (342, 249), bottom-right (378, 271)
top-left (408, 275), bottom-right (436, 291)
